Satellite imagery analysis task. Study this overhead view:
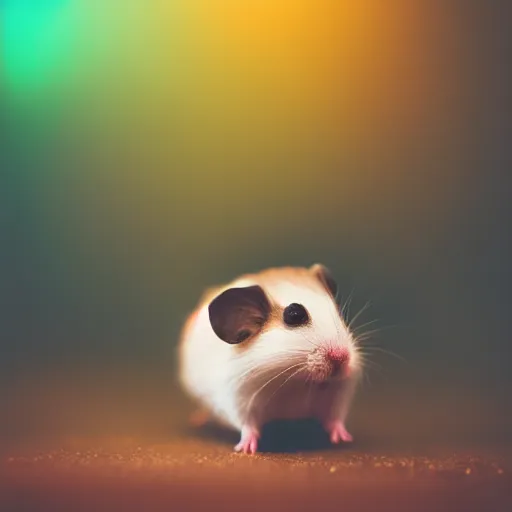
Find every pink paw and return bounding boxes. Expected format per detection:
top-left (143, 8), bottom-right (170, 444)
top-left (325, 420), bottom-right (353, 444)
top-left (234, 427), bottom-right (259, 455)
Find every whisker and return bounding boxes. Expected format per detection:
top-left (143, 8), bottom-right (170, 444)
top-left (359, 366), bottom-right (372, 389)
top-left (244, 362), bottom-right (306, 414)
top-left (340, 287), bottom-right (355, 320)
top-left (236, 348), bottom-right (308, 363)
top-left (354, 324), bottom-right (398, 340)
top-left (230, 353), bottom-right (305, 385)
top-left (327, 300), bottom-right (342, 344)
top-left (359, 346), bottom-right (409, 365)
top-left (358, 355), bottom-right (386, 372)
top-left (297, 329), bottom-right (322, 350)
top-left (365, 369), bottom-right (373, 388)
top-left (235, 361), bottom-right (298, 384)
top-left (354, 327), bottom-right (396, 345)
top-left (358, 358), bottom-right (387, 380)
top-left (356, 348), bottom-right (387, 372)
top-left (348, 300), bottom-right (372, 330)
top-left (263, 365), bottom-right (307, 408)
top-left (351, 319), bottom-right (381, 334)
top-left (304, 376), bottom-right (314, 408)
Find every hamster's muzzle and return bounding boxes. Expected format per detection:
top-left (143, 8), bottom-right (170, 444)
top-left (306, 346), bottom-right (351, 382)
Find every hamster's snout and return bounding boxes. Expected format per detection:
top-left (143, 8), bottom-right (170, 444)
top-left (326, 347), bottom-right (349, 377)
top-left (307, 346), bottom-right (351, 382)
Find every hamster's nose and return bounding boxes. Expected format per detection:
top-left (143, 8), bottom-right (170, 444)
top-left (325, 347), bottom-right (350, 377)
top-left (326, 347), bottom-right (349, 364)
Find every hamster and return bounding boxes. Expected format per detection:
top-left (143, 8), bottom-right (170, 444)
top-left (178, 264), bottom-right (363, 454)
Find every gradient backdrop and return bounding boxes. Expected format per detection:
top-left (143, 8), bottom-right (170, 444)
top-left (1, 1), bottom-right (511, 448)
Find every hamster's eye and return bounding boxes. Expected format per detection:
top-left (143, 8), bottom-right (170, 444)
top-left (283, 303), bottom-right (309, 327)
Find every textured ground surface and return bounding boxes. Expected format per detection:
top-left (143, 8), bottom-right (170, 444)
top-left (2, 427), bottom-right (511, 512)
top-left (2, 376), bottom-right (512, 511)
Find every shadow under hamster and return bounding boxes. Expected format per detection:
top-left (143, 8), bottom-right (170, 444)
top-left (188, 418), bottom-right (354, 453)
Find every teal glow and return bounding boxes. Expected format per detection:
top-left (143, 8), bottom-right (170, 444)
top-left (2, 0), bottom-right (73, 94)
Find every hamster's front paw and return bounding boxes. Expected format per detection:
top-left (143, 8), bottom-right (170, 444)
top-left (234, 425), bottom-right (260, 455)
top-left (324, 419), bottom-right (353, 444)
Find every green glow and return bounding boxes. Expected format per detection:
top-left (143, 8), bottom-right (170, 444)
top-left (2, 0), bottom-right (73, 94)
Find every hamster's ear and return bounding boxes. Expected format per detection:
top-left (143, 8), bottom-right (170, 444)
top-left (208, 285), bottom-right (271, 344)
top-left (310, 263), bottom-right (338, 298)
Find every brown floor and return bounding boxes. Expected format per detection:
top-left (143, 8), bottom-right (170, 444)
top-left (2, 376), bottom-right (512, 512)
top-left (2, 425), bottom-right (511, 512)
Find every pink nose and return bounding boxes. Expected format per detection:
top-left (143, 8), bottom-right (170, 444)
top-left (326, 347), bottom-right (349, 364)
top-left (326, 347), bottom-right (350, 377)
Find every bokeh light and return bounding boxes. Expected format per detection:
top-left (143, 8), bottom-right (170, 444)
top-left (1, 0), bottom-right (510, 449)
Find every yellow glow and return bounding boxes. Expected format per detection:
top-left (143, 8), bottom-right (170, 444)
top-left (3, 1), bottom-right (466, 277)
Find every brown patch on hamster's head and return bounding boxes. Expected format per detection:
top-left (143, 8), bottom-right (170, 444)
top-left (208, 285), bottom-right (272, 344)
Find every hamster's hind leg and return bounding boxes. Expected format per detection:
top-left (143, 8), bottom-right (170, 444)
top-left (188, 407), bottom-right (212, 428)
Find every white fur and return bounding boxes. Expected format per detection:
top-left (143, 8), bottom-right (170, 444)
top-left (178, 268), bottom-right (362, 435)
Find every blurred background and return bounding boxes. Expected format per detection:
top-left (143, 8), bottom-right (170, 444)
top-left (1, 0), bottom-right (511, 449)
